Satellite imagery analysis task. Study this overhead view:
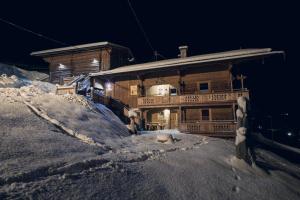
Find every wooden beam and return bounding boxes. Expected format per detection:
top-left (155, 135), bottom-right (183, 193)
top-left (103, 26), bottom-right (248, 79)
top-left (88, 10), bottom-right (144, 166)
top-left (137, 74), bottom-right (145, 97)
top-left (179, 106), bottom-right (182, 124)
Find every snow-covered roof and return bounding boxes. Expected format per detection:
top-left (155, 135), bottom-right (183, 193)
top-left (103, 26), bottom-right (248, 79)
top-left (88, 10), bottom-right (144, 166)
top-left (31, 41), bottom-right (131, 56)
top-left (90, 48), bottom-right (284, 77)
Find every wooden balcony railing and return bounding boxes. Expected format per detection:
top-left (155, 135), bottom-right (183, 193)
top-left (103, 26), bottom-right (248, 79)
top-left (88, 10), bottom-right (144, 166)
top-left (137, 90), bottom-right (249, 107)
top-left (179, 121), bottom-right (236, 136)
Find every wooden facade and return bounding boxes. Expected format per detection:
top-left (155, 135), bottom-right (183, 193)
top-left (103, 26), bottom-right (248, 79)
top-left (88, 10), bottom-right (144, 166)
top-left (32, 44), bottom-right (283, 137)
top-left (91, 64), bottom-right (247, 136)
top-left (90, 48), bottom-right (283, 136)
top-left (31, 42), bottom-right (132, 84)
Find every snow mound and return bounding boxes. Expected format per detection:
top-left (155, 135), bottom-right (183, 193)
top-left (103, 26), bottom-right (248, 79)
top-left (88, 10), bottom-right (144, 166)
top-left (29, 94), bottom-right (130, 145)
top-left (0, 63), bottom-right (48, 81)
top-left (1, 64), bottom-right (130, 149)
top-left (0, 74), bottom-right (30, 88)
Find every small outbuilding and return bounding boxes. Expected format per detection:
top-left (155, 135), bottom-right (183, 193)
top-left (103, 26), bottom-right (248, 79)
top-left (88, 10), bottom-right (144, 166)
top-left (31, 42), bottom-right (133, 84)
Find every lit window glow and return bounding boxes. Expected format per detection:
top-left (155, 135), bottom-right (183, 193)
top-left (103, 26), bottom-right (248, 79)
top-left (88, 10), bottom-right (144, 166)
top-left (58, 63), bottom-right (65, 69)
top-left (92, 58), bottom-right (99, 66)
top-left (105, 82), bottom-right (112, 91)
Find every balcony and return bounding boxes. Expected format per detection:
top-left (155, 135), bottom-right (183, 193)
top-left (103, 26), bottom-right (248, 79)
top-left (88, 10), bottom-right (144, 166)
top-left (137, 90), bottom-right (249, 107)
top-left (179, 121), bottom-right (236, 136)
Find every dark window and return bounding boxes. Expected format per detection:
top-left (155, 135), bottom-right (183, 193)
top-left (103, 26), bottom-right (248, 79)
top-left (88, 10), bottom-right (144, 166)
top-left (199, 83), bottom-right (209, 92)
top-left (201, 109), bottom-right (210, 120)
top-left (170, 88), bottom-right (177, 95)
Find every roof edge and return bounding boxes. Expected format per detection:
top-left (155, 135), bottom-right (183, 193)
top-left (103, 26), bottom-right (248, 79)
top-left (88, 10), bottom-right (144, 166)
top-left (90, 49), bottom-right (284, 77)
top-left (30, 41), bottom-right (131, 57)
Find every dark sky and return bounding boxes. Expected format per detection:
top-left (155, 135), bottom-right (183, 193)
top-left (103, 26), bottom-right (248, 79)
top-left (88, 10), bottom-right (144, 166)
top-left (0, 0), bottom-right (299, 120)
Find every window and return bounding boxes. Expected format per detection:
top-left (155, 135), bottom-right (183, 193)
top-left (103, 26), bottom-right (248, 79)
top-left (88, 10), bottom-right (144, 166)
top-left (170, 88), bottom-right (177, 96)
top-left (201, 109), bottom-right (210, 121)
top-left (130, 85), bottom-right (138, 95)
top-left (199, 82), bottom-right (209, 93)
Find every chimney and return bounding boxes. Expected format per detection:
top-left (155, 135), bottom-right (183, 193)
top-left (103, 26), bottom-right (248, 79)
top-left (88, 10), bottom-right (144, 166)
top-left (179, 45), bottom-right (188, 58)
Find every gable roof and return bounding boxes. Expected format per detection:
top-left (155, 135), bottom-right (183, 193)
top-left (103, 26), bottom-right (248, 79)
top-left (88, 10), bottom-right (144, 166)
top-left (90, 48), bottom-right (284, 77)
top-left (31, 41), bottom-right (131, 57)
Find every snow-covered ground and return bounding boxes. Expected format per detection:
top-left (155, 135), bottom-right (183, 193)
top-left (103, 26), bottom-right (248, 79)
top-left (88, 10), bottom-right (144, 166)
top-left (1, 66), bottom-right (300, 200)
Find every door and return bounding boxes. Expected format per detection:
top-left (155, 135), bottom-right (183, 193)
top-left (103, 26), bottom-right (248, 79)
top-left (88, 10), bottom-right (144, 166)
top-left (170, 111), bottom-right (178, 129)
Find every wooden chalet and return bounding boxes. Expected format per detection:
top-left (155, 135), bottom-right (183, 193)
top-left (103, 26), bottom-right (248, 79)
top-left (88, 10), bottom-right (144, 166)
top-left (31, 42), bottom-right (133, 84)
top-left (89, 46), bottom-right (283, 137)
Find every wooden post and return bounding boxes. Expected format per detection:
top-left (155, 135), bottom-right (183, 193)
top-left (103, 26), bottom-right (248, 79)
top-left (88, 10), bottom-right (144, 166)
top-left (140, 109), bottom-right (144, 131)
top-left (233, 103), bottom-right (236, 121)
top-left (177, 70), bottom-right (181, 95)
top-left (237, 74), bottom-right (247, 91)
top-left (144, 110), bottom-right (148, 130)
top-left (230, 73), bottom-right (234, 92)
top-left (137, 75), bottom-right (144, 97)
top-left (229, 64), bottom-right (233, 92)
top-left (178, 106), bottom-right (182, 130)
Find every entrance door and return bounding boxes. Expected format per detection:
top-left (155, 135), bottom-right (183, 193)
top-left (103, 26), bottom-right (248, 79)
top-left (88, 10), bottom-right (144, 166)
top-left (170, 111), bottom-right (178, 129)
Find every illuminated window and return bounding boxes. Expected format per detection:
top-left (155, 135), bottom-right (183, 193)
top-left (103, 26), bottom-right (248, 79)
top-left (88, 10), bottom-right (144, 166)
top-left (105, 82), bottom-right (112, 91)
top-left (58, 63), bottom-right (66, 69)
top-left (130, 85), bottom-right (138, 95)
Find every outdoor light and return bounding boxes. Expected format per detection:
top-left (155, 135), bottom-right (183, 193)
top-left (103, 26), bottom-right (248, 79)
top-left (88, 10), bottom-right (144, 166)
top-left (58, 63), bottom-right (65, 69)
top-left (287, 132), bottom-right (292, 136)
top-left (105, 82), bottom-right (112, 91)
top-left (92, 58), bottom-right (99, 66)
top-left (163, 109), bottom-right (170, 116)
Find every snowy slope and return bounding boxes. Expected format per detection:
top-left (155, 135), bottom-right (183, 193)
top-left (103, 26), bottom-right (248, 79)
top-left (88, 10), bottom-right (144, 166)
top-left (1, 66), bottom-right (300, 200)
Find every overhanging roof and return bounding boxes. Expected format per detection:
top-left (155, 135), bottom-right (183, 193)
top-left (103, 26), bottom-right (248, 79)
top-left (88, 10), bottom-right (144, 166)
top-left (30, 41), bottom-right (131, 57)
top-left (90, 48), bottom-right (284, 77)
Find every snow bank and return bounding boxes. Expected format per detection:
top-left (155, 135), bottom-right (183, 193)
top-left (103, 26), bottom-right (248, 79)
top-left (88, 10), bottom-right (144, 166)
top-left (0, 74), bottom-right (30, 88)
top-left (1, 64), bottom-right (130, 152)
top-left (0, 63), bottom-right (48, 81)
top-left (0, 63), bottom-right (50, 89)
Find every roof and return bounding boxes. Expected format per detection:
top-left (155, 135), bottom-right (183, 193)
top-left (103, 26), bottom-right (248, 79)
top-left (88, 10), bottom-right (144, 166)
top-left (90, 48), bottom-right (284, 77)
top-left (31, 41), bottom-right (131, 56)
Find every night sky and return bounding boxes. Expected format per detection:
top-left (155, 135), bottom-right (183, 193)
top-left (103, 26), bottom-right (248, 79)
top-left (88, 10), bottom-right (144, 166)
top-left (0, 0), bottom-right (299, 124)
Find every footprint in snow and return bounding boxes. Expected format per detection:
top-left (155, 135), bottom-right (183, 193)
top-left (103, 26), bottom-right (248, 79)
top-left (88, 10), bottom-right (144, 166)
top-left (232, 186), bottom-right (240, 193)
top-left (231, 167), bottom-right (236, 173)
top-left (234, 174), bottom-right (241, 180)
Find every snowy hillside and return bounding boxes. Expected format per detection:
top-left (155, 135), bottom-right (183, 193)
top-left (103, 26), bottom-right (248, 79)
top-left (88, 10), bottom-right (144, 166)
top-left (1, 66), bottom-right (300, 200)
top-left (0, 63), bottom-right (48, 81)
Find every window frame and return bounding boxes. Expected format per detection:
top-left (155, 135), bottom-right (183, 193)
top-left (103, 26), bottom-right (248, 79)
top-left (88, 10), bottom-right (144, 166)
top-left (197, 81), bottom-right (211, 93)
top-left (201, 108), bottom-right (210, 121)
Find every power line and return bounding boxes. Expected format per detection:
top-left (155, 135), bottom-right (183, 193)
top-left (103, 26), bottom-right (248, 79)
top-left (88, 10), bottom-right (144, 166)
top-left (127, 0), bottom-right (155, 52)
top-left (0, 17), bottom-right (68, 46)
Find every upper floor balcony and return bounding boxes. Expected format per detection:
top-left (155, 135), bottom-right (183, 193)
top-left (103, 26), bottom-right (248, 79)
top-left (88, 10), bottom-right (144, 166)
top-left (137, 90), bottom-right (249, 107)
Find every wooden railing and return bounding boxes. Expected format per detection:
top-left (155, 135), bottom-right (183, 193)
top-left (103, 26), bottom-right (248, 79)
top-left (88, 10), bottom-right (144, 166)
top-left (137, 90), bottom-right (249, 107)
top-left (56, 85), bottom-right (76, 95)
top-left (180, 121), bottom-right (236, 136)
top-left (92, 93), bottom-right (130, 123)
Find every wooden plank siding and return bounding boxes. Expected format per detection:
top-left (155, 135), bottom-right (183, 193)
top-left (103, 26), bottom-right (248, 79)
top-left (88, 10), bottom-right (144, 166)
top-left (105, 68), bottom-right (234, 108)
top-left (95, 65), bottom-right (242, 136)
top-left (42, 47), bottom-right (131, 84)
